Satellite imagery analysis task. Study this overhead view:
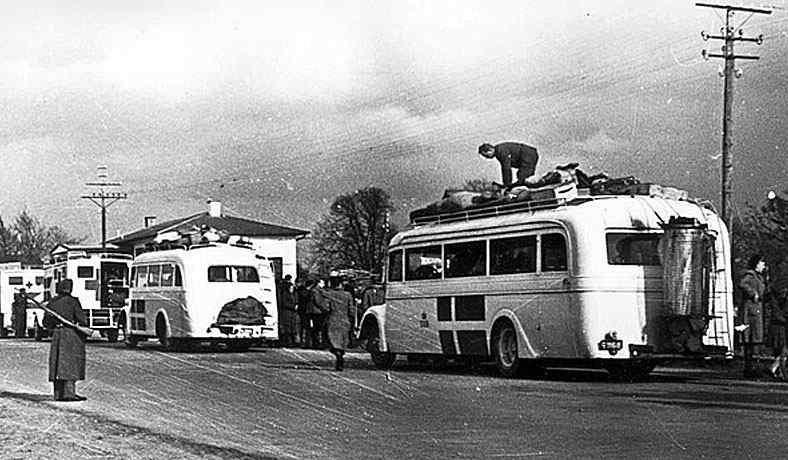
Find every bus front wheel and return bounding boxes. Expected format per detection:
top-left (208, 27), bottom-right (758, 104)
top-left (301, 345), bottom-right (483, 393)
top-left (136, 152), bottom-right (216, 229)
top-left (367, 329), bottom-right (395, 369)
top-left (493, 321), bottom-right (520, 378)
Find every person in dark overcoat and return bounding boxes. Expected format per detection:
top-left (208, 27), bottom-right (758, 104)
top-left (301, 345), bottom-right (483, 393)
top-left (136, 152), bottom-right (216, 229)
top-left (276, 275), bottom-right (298, 347)
top-left (316, 277), bottom-right (355, 371)
top-left (43, 279), bottom-right (88, 402)
top-left (739, 254), bottom-right (767, 356)
top-left (12, 288), bottom-right (28, 338)
top-left (294, 278), bottom-right (312, 347)
top-left (478, 142), bottom-right (540, 188)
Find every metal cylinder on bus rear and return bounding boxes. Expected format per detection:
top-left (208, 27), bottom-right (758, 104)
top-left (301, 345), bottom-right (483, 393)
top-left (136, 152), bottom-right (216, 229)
top-left (660, 217), bottom-right (710, 316)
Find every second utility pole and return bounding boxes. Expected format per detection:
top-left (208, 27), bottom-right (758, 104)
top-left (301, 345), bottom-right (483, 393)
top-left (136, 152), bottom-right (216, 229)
top-left (697, 2), bottom-right (771, 225)
top-left (81, 166), bottom-right (127, 248)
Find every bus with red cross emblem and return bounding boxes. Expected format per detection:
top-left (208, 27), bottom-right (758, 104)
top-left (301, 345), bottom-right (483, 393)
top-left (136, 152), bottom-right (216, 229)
top-left (42, 244), bottom-right (133, 342)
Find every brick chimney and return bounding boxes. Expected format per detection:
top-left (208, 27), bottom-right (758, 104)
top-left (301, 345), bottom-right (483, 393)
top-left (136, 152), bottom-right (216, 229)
top-left (144, 216), bottom-right (157, 228)
top-left (208, 200), bottom-right (222, 217)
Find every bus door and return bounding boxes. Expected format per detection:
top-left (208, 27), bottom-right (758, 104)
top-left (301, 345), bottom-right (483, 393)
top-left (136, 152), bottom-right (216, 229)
top-left (533, 232), bottom-right (574, 358)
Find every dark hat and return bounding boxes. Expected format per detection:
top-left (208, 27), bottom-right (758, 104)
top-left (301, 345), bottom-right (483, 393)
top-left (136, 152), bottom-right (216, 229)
top-left (56, 279), bottom-right (74, 295)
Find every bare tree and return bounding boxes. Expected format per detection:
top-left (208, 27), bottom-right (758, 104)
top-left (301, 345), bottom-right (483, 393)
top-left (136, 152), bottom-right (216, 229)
top-left (732, 190), bottom-right (788, 272)
top-left (309, 187), bottom-right (396, 275)
top-left (0, 210), bottom-right (83, 265)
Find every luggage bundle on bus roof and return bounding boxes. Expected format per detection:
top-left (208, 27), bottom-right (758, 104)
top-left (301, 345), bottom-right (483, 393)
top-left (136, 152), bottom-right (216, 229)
top-left (410, 163), bottom-right (690, 225)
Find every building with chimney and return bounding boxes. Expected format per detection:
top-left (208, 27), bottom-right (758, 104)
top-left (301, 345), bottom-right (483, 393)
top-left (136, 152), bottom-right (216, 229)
top-left (108, 201), bottom-right (308, 279)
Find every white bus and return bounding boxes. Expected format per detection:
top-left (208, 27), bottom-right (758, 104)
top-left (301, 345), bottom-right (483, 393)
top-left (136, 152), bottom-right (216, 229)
top-left (43, 245), bottom-right (132, 342)
top-left (357, 192), bottom-right (734, 379)
top-left (122, 242), bottom-right (278, 351)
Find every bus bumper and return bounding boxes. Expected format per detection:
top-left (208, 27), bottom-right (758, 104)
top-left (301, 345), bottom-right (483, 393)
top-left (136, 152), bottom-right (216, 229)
top-left (205, 324), bottom-right (276, 340)
top-left (628, 344), bottom-right (732, 361)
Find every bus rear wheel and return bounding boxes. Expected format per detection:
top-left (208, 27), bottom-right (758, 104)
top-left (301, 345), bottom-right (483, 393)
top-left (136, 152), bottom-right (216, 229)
top-left (105, 328), bottom-right (119, 343)
top-left (493, 321), bottom-right (520, 378)
top-left (367, 328), bottom-right (395, 369)
top-left (156, 314), bottom-right (176, 351)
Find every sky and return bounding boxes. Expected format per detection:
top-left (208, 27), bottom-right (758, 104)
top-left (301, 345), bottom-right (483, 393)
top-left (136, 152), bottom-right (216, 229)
top-left (0, 0), bottom-right (786, 245)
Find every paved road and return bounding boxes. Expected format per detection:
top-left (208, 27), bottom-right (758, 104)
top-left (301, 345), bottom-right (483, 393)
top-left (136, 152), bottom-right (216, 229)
top-left (1, 338), bottom-right (786, 459)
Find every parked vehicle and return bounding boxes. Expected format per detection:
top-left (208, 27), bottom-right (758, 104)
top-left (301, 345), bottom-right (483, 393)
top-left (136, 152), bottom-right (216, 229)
top-left (122, 242), bottom-right (278, 351)
top-left (357, 190), bottom-right (733, 379)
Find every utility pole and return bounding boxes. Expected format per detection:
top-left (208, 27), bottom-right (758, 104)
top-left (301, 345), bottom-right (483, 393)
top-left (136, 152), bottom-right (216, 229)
top-left (81, 166), bottom-right (127, 248)
top-left (697, 2), bottom-right (771, 225)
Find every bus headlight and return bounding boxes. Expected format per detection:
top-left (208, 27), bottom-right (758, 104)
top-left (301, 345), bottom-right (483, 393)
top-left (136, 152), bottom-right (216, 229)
top-left (598, 331), bottom-right (623, 355)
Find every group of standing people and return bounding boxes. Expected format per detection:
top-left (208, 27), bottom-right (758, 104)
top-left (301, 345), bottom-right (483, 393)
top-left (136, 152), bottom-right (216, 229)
top-left (277, 275), bottom-right (357, 371)
top-left (738, 254), bottom-right (788, 379)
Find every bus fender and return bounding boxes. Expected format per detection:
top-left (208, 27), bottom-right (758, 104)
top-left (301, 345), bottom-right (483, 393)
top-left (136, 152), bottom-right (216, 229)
top-left (491, 309), bottom-right (539, 359)
top-left (358, 304), bottom-right (388, 352)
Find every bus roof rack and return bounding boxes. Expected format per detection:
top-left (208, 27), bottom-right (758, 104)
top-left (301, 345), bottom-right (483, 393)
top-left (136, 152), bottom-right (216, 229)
top-left (410, 197), bottom-right (584, 226)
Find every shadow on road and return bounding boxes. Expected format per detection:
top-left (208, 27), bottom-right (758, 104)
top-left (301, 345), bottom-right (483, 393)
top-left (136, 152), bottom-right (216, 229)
top-left (0, 390), bottom-right (53, 403)
top-left (0, 390), bottom-right (282, 460)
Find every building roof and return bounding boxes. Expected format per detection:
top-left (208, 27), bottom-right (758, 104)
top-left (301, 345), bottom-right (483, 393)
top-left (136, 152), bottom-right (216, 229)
top-left (108, 212), bottom-right (309, 246)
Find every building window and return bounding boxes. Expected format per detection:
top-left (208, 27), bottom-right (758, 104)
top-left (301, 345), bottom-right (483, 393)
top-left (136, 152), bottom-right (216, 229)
top-left (269, 257), bottom-right (283, 280)
top-left (77, 266), bottom-right (94, 278)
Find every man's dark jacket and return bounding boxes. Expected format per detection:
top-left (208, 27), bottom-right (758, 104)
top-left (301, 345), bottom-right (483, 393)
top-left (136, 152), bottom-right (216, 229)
top-left (43, 294), bottom-right (87, 382)
top-left (493, 142), bottom-right (539, 187)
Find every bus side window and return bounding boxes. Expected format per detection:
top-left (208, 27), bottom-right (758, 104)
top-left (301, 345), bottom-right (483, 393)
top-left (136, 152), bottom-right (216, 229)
top-left (160, 264), bottom-right (174, 287)
top-left (77, 266), bottom-right (93, 278)
top-left (148, 265), bottom-right (161, 287)
top-left (490, 236), bottom-right (536, 275)
top-left (541, 233), bottom-right (567, 272)
top-left (405, 246), bottom-right (442, 281)
top-left (136, 265), bottom-right (149, 288)
top-left (234, 266), bottom-right (259, 283)
top-left (174, 266), bottom-right (183, 287)
top-left (388, 250), bottom-right (403, 282)
top-left (208, 266), bottom-right (231, 282)
top-left (444, 241), bottom-right (486, 278)
top-left (130, 267), bottom-right (137, 288)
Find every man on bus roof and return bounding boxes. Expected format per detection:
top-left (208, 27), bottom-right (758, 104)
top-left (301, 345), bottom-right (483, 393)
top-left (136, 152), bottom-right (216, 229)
top-left (477, 141), bottom-right (540, 189)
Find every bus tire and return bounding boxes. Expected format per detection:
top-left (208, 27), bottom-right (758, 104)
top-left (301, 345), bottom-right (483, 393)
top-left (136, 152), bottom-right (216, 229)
top-left (125, 335), bottom-right (140, 348)
top-left (156, 314), bottom-right (175, 351)
top-left (367, 327), bottom-right (395, 370)
top-left (492, 320), bottom-right (520, 378)
top-left (105, 328), bottom-right (119, 343)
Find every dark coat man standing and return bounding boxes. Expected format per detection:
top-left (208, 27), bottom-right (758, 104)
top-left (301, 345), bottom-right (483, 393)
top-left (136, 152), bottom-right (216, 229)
top-left (276, 274), bottom-right (298, 347)
top-left (478, 142), bottom-right (539, 188)
top-left (42, 279), bottom-right (88, 402)
top-left (315, 277), bottom-right (355, 371)
top-left (739, 254), bottom-right (767, 356)
top-left (12, 288), bottom-right (28, 338)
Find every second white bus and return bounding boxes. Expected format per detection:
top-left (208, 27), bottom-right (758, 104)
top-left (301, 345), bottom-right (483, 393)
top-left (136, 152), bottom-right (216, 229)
top-left (122, 242), bottom-right (278, 350)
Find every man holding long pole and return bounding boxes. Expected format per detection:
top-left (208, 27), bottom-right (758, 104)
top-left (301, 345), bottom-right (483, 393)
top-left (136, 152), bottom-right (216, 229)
top-left (41, 279), bottom-right (91, 402)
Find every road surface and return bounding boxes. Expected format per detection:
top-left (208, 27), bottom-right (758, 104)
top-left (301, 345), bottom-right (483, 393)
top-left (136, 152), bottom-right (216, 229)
top-left (1, 338), bottom-right (786, 459)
